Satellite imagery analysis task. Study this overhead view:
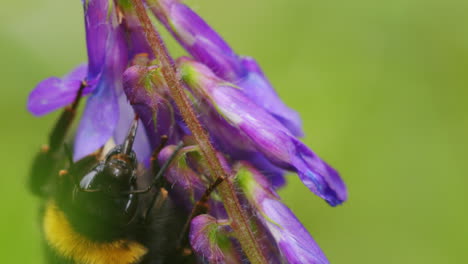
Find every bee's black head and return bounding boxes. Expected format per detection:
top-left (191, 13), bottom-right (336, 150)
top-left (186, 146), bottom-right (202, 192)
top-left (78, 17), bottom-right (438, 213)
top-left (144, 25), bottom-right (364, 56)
top-left (102, 157), bottom-right (135, 188)
top-left (79, 118), bottom-right (139, 195)
top-left (74, 145), bottom-right (139, 220)
top-left (79, 146), bottom-right (137, 193)
top-left (68, 119), bottom-right (142, 232)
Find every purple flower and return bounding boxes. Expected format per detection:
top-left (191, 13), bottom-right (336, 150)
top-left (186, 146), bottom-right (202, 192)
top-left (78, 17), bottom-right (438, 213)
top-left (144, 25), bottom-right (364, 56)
top-left (29, 1), bottom-right (347, 263)
top-left (236, 162), bottom-right (329, 264)
top-left (28, 0), bottom-right (118, 118)
top-left (74, 25), bottom-right (126, 160)
top-left (27, 0), bottom-right (152, 161)
top-left (148, 0), bottom-right (303, 137)
top-left (178, 57), bottom-right (347, 206)
top-left (74, 0), bottom-right (138, 160)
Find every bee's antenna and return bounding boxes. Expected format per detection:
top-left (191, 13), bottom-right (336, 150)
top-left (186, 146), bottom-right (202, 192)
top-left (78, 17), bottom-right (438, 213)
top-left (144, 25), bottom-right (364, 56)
top-left (122, 116), bottom-right (139, 155)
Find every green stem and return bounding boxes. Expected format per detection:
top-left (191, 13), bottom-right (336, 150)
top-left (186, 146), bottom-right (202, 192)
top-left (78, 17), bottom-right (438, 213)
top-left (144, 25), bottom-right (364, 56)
top-left (128, 1), bottom-right (268, 263)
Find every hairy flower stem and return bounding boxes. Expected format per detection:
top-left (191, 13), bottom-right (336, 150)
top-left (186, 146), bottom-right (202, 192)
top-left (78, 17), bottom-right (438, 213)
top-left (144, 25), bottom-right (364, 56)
top-left (129, 1), bottom-right (268, 263)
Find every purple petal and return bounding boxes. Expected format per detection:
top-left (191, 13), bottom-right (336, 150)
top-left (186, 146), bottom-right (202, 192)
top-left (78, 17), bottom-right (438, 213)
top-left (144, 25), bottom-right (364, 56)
top-left (74, 75), bottom-right (119, 161)
top-left (114, 94), bottom-right (152, 165)
top-left (233, 101), bottom-right (346, 204)
top-left (150, 1), bottom-right (303, 136)
top-left (180, 59), bottom-right (347, 205)
top-left (65, 63), bottom-right (88, 80)
top-left (120, 5), bottom-right (154, 60)
top-left (27, 64), bottom-right (89, 116)
top-left (127, 27), bottom-right (153, 60)
top-left (262, 199), bottom-right (329, 264)
top-left (196, 109), bottom-right (256, 154)
top-left (242, 152), bottom-right (286, 189)
top-left (28, 78), bottom-right (81, 116)
top-left (83, 0), bottom-right (115, 80)
top-left (291, 137), bottom-right (348, 206)
top-left (236, 164), bottom-right (329, 264)
top-left (207, 125), bottom-right (286, 188)
top-left (238, 57), bottom-right (303, 137)
top-left (74, 8), bottom-right (130, 160)
top-left (227, 89), bottom-right (346, 204)
top-left (149, 0), bottom-right (245, 81)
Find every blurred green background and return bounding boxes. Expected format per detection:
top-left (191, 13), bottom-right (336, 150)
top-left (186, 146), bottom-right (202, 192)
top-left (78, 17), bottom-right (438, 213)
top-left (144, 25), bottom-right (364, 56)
top-left (1, 0), bottom-right (467, 263)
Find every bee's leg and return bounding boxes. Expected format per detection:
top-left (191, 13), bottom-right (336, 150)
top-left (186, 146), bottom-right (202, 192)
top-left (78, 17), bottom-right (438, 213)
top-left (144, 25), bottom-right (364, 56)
top-left (29, 82), bottom-right (87, 197)
top-left (142, 140), bottom-right (183, 221)
top-left (176, 176), bottom-right (225, 249)
top-left (142, 187), bottom-right (169, 225)
top-left (48, 81), bottom-right (86, 152)
top-left (63, 143), bottom-right (74, 166)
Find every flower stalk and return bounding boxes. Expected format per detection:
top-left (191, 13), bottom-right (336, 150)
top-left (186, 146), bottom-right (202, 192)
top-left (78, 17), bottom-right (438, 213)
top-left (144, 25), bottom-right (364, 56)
top-left (129, 0), bottom-right (268, 262)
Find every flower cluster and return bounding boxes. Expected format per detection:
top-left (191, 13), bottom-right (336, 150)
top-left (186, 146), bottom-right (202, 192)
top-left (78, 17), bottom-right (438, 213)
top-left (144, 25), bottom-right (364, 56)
top-left (28, 0), bottom-right (347, 263)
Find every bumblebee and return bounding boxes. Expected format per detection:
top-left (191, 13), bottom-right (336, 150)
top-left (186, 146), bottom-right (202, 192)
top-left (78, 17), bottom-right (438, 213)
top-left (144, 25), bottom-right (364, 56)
top-left (29, 85), bottom-right (196, 264)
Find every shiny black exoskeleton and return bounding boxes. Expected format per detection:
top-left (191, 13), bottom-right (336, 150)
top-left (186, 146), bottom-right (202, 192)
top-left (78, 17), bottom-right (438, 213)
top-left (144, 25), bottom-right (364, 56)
top-left (71, 121), bottom-right (142, 230)
top-left (49, 120), bottom-right (192, 263)
top-left (30, 88), bottom-right (195, 264)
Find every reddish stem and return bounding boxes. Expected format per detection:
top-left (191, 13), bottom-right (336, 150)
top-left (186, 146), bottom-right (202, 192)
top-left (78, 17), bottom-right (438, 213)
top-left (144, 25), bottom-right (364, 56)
top-left (129, 1), bottom-right (268, 263)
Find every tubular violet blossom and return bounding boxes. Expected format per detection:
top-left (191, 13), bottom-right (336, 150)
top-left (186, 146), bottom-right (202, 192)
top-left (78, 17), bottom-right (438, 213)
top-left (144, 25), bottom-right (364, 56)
top-left (147, 0), bottom-right (304, 137)
top-left (28, 0), bottom-right (152, 162)
top-left (236, 163), bottom-right (329, 264)
top-left (179, 58), bottom-right (347, 206)
top-left (27, 0), bottom-right (347, 263)
top-left (74, 0), bottom-right (128, 160)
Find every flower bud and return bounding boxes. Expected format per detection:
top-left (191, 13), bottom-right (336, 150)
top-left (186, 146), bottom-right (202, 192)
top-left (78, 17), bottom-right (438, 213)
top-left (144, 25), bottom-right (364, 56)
top-left (189, 214), bottom-right (239, 264)
top-left (157, 145), bottom-right (206, 193)
top-left (123, 65), bottom-right (177, 150)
